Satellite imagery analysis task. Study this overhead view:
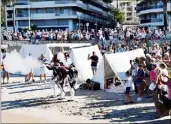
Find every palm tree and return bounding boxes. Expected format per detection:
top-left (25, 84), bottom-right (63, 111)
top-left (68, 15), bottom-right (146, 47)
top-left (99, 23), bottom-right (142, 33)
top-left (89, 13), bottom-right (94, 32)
top-left (1, 0), bottom-right (14, 29)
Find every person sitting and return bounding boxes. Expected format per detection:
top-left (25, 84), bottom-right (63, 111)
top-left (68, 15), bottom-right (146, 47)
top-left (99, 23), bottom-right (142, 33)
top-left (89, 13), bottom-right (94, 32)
top-left (58, 53), bottom-right (74, 80)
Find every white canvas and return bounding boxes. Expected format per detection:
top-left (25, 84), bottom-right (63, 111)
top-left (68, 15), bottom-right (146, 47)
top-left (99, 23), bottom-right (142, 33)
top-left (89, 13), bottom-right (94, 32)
top-left (70, 45), bottom-right (102, 83)
top-left (19, 43), bottom-right (91, 76)
top-left (92, 49), bottom-right (145, 92)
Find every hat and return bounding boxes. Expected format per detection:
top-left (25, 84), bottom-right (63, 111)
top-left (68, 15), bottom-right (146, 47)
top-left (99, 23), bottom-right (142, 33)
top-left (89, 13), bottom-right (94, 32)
top-left (164, 52), bottom-right (169, 56)
top-left (138, 64), bottom-right (143, 67)
top-left (146, 54), bottom-right (152, 58)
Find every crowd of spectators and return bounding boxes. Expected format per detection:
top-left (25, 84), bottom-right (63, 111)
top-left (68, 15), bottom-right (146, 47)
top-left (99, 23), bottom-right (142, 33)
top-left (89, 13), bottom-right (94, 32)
top-left (1, 27), bottom-right (171, 43)
top-left (95, 27), bottom-right (171, 118)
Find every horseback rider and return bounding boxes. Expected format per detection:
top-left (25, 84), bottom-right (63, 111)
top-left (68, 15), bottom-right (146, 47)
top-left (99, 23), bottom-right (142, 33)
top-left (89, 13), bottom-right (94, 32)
top-left (63, 53), bottom-right (74, 79)
top-left (50, 53), bottom-right (60, 66)
top-left (46, 53), bottom-right (61, 79)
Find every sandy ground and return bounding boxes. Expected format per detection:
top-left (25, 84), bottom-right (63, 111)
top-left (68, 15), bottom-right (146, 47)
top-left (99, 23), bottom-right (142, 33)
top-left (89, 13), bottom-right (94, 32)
top-left (1, 77), bottom-right (171, 123)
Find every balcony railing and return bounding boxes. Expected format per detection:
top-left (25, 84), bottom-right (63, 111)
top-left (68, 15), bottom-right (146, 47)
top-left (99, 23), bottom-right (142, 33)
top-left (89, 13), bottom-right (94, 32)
top-left (137, 4), bottom-right (163, 13)
top-left (15, 2), bottom-right (28, 5)
top-left (140, 18), bottom-right (163, 24)
top-left (56, 12), bottom-right (76, 16)
top-left (16, 14), bottom-right (29, 17)
top-left (55, 0), bottom-right (76, 4)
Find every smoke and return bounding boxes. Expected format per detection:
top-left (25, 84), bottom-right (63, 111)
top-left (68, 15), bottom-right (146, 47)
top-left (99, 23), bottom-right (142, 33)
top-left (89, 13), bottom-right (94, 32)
top-left (3, 50), bottom-right (41, 75)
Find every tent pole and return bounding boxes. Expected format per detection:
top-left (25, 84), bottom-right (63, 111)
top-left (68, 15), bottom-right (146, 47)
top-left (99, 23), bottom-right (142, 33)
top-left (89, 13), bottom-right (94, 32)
top-left (104, 56), bottom-right (107, 89)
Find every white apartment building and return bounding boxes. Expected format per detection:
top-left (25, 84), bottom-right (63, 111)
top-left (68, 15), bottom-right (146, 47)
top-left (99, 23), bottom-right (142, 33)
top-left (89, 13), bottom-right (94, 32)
top-left (111, 0), bottom-right (139, 29)
top-left (137, 0), bottom-right (171, 29)
top-left (5, 0), bottom-right (114, 32)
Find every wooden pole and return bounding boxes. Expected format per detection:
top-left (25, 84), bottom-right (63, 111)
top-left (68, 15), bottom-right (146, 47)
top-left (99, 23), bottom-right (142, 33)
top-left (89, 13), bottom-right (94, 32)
top-left (62, 47), bottom-right (65, 54)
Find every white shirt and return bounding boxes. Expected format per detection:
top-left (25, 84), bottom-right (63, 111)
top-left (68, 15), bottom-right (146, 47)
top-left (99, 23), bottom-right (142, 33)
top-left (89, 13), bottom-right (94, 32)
top-left (124, 76), bottom-right (133, 90)
top-left (64, 58), bottom-right (72, 68)
top-left (132, 63), bottom-right (138, 76)
top-left (126, 31), bottom-right (130, 37)
top-left (161, 68), bottom-right (168, 82)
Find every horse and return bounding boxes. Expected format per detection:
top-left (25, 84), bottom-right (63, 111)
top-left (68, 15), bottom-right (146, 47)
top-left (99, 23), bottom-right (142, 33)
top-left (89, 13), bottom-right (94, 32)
top-left (46, 63), bottom-right (78, 101)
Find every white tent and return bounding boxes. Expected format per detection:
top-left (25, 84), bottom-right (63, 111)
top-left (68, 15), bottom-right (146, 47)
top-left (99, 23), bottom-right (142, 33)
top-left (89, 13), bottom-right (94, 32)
top-left (70, 45), bottom-right (102, 83)
top-left (92, 49), bottom-right (145, 92)
top-left (19, 43), bottom-right (91, 76)
top-left (19, 43), bottom-right (91, 60)
top-left (1, 45), bottom-right (8, 49)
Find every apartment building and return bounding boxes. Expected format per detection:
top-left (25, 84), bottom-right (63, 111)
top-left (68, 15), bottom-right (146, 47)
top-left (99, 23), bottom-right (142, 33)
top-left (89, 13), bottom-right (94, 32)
top-left (6, 0), bottom-right (114, 31)
top-left (111, 0), bottom-right (139, 29)
top-left (137, 0), bottom-right (171, 29)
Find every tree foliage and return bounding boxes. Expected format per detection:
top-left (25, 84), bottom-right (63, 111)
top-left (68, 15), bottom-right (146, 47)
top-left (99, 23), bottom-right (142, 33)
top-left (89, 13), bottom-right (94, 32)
top-left (1, 0), bottom-right (14, 27)
top-left (1, 0), bottom-right (12, 5)
top-left (111, 8), bottom-right (125, 24)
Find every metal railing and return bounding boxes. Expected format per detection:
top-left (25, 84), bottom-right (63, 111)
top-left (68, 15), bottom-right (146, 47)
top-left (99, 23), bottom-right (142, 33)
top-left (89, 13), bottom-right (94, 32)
top-left (140, 18), bottom-right (163, 23)
top-left (137, 4), bottom-right (163, 12)
top-left (55, 0), bottom-right (76, 4)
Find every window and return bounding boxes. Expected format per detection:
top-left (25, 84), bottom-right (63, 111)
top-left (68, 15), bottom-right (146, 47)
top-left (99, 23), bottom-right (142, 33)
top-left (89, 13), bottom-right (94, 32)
top-left (46, 8), bottom-right (55, 13)
top-left (18, 20), bottom-right (28, 26)
top-left (60, 8), bottom-right (69, 15)
top-left (17, 9), bottom-right (28, 17)
top-left (36, 9), bottom-right (43, 13)
top-left (31, 9), bottom-right (36, 14)
top-left (58, 20), bottom-right (68, 25)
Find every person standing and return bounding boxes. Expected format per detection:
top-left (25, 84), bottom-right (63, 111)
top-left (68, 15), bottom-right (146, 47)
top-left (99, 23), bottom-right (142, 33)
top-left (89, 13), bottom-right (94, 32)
top-left (25, 53), bottom-right (35, 83)
top-left (135, 64), bottom-right (145, 101)
top-left (88, 51), bottom-right (99, 75)
top-left (39, 54), bottom-right (48, 83)
top-left (1, 50), bottom-right (10, 83)
top-left (122, 71), bottom-right (134, 104)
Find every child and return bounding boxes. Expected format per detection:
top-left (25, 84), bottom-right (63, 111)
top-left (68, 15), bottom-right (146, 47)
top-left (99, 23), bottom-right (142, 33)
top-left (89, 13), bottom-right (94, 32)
top-left (135, 64), bottom-right (145, 101)
top-left (123, 71), bottom-right (133, 104)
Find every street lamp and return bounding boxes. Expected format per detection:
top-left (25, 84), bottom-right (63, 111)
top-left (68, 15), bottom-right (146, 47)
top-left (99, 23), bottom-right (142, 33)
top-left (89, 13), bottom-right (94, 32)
top-left (86, 23), bottom-right (89, 32)
top-left (94, 23), bottom-right (97, 36)
top-left (28, 0), bottom-right (31, 30)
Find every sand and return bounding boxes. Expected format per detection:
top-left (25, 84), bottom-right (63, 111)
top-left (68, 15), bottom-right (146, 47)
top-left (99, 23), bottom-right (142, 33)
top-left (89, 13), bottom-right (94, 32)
top-left (1, 77), bottom-right (170, 123)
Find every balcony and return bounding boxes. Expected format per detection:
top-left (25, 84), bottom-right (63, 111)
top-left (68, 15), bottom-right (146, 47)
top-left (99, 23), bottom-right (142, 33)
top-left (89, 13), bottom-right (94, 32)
top-left (55, 0), bottom-right (76, 4)
top-left (15, 1), bottom-right (28, 5)
top-left (140, 18), bottom-right (163, 24)
top-left (137, 5), bottom-right (163, 13)
top-left (31, 13), bottom-right (56, 19)
top-left (77, 12), bottom-right (104, 23)
top-left (31, 1), bottom-right (55, 8)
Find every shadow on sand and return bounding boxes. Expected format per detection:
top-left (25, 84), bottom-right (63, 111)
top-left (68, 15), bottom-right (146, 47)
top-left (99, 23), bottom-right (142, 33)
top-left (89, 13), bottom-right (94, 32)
top-left (1, 97), bottom-right (71, 111)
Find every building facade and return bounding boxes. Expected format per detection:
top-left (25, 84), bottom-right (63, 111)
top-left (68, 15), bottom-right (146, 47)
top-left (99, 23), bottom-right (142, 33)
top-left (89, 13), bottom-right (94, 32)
top-left (6, 0), bottom-right (114, 31)
top-left (137, 0), bottom-right (171, 29)
top-left (111, 0), bottom-right (139, 29)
